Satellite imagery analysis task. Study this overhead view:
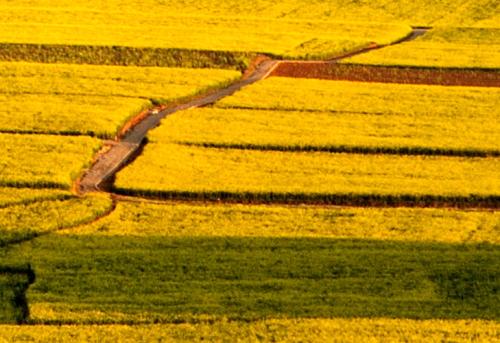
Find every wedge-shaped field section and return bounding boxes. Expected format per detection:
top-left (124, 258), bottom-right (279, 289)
top-left (1, 319), bottom-right (499, 342)
top-left (0, 134), bottom-right (101, 189)
top-left (115, 143), bottom-right (499, 201)
top-left (3, 202), bottom-right (499, 323)
top-left (211, 77), bottom-right (500, 155)
top-left (217, 77), bottom-right (500, 116)
top-left (0, 5), bottom-right (412, 60)
top-left (0, 62), bottom-right (240, 137)
top-left (345, 27), bottom-right (500, 69)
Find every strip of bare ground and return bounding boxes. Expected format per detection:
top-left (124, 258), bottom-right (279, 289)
top-left (270, 63), bottom-right (500, 87)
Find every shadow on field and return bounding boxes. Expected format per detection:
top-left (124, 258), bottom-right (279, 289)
top-left (0, 265), bottom-right (35, 323)
top-left (8, 236), bottom-right (499, 324)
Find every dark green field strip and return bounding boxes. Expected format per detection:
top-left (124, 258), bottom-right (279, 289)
top-left (0, 44), bottom-right (255, 71)
top-left (0, 264), bottom-right (35, 324)
top-left (6, 236), bottom-right (499, 323)
top-left (182, 142), bottom-right (500, 158)
top-left (112, 189), bottom-right (500, 209)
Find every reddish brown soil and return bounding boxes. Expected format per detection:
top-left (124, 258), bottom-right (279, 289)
top-left (270, 62), bottom-right (500, 87)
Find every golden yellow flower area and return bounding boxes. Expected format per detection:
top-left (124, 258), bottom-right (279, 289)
top-left (0, 187), bottom-right (69, 207)
top-left (0, 134), bottom-right (101, 189)
top-left (115, 143), bottom-right (500, 198)
top-left (154, 107), bottom-right (499, 154)
top-left (0, 1), bottom-right (415, 58)
top-left (67, 201), bottom-right (500, 244)
top-left (0, 62), bottom-right (240, 137)
top-left (346, 27), bottom-right (500, 69)
top-left (217, 77), bottom-right (500, 115)
top-left (0, 194), bottom-right (112, 246)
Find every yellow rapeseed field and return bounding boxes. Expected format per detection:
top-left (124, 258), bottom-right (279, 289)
top-left (155, 107), bottom-right (499, 154)
top-left (216, 77), bottom-right (500, 115)
top-left (0, 194), bottom-right (112, 246)
top-left (115, 143), bottom-right (500, 198)
top-left (69, 201), bottom-right (500, 244)
top-left (0, 133), bottom-right (101, 189)
top-left (0, 62), bottom-right (240, 137)
top-left (345, 27), bottom-right (500, 68)
top-left (0, 1), bottom-right (419, 59)
top-left (0, 187), bottom-right (69, 207)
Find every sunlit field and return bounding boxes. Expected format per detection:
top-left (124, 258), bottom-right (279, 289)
top-left (1, 0), bottom-right (499, 339)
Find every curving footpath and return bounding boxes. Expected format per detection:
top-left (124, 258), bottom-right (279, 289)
top-left (78, 27), bottom-right (497, 199)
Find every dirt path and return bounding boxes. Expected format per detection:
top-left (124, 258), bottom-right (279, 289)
top-left (78, 60), bottom-right (278, 193)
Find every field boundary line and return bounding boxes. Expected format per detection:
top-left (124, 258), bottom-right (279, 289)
top-left (179, 142), bottom-right (500, 158)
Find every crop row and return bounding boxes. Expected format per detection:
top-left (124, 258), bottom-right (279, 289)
top-left (0, 44), bottom-right (255, 70)
top-left (1, 0), bottom-right (496, 32)
top-left (73, 201), bottom-right (500, 244)
top-left (114, 143), bottom-right (500, 200)
top-left (0, 187), bottom-right (70, 208)
top-left (0, 6), bottom-right (411, 59)
top-left (156, 107), bottom-right (500, 156)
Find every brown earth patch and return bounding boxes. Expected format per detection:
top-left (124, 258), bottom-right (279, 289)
top-left (270, 62), bottom-right (500, 87)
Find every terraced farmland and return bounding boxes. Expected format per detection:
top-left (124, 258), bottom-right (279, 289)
top-left (0, 0), bottom-right (499, 340)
